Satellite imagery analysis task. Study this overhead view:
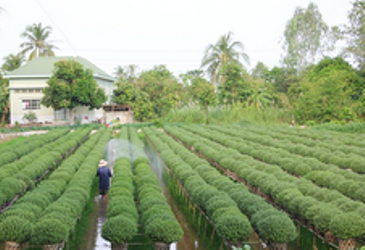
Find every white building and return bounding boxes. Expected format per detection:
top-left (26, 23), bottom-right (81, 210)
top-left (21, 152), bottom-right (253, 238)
top-left (5, 56), bottom-right (115, 125)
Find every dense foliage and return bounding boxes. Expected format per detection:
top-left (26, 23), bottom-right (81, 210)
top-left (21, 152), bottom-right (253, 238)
top-left (41, 60), bottom-right (107, 125)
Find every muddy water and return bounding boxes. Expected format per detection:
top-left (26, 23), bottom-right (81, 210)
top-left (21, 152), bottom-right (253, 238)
top-left (76, 196), bottom-right (111, 250)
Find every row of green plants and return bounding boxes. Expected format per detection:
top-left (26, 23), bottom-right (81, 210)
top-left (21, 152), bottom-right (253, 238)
top-left (169, 125), bottom-right (365, 241)
top-left (0, 128), bottom-right (69, 167)
top-left (0, 123), bottom-right (103, 134)
top-left (0, 128), bottom-right (108, 245)
top-left (231, 124), bottom-right (365, 157)
top-left (241, 124), bottom-right (365, 154)
top-left (210, 125), bottom-right (365, 174)
top-left (204, 125), bottom-right (365, 201)
top-left (0, 127), bottom-right (92, 207)
top-left (267, 124), bottom-right (365, 148)
top-left (313, 122), bottom-right (365, 133)
top-left (129, 127), bottom-right (184, 244)
top-left (102, 127), bottom-right (138, 246)
top-left (229, 125), bottom-right (365, 171)
top-left (30, 127), bottom-right (112, 245)
top-left (155, 126), bottom-right (297, 245)
top-left (144, 127), bottom-right (252, 245)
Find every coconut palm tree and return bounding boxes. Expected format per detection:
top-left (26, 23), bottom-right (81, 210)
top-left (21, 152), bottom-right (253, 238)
top-left (201, 31), bottom-right (250, 86)
top-left (1, 53), bottom-right (25, 73)
top-left (20, 22), bottom-right (58, 61)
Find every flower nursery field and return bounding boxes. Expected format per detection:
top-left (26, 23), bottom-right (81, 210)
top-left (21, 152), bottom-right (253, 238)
top-left (0, 124), bottom-right (364, 250)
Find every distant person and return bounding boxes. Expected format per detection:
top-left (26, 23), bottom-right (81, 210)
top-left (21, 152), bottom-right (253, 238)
top-left (97, 159), bottom-right (112, 200)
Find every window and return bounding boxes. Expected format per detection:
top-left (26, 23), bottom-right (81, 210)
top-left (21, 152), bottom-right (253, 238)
top-left (22, 99), bottom-right (41, 110)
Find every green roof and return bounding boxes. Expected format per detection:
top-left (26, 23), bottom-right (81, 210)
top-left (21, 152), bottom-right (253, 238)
top-left (7, 56), bottom-right (113, 81)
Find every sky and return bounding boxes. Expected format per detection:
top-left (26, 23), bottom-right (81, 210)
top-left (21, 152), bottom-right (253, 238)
top-left (0, 0), bottom-right (353, 77)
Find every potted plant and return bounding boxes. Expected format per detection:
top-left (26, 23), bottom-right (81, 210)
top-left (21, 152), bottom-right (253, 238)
top-left (0, 216), bottom-right (32, 249)
top-left (144, 216), bottom-right (183, 250)
top-left (102, 215), bottom-right (137, 250)
top-left (329, 213), bottom-right (365, 250)
top-left (31, 219), bottom-right (69, 250)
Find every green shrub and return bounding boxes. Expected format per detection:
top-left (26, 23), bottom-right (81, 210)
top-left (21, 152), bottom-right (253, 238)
top-left (275, 189), bottom-right (303, 208)
top-left (39, 212), bottom-right (75, 230)
top-left (251, 208), bottom-right (281, 229)
top-left (141, 206), bottom-right (172, 225)
top-left (205, 194), bottom-right (237, 216)
top-left (102, 216), bottom-right (137, 244)
top-left (215, 214), bottom-right (253, 242)
top-left (31, 219), bottom-right (69, 245)
top-left (0, 216), bottom-right (32, 243)
top-left (0, 209), bottom-right (36, 223)
top-left (304, 204), bottom-right (325, 223)
top-left (211, 207), bottom-right (241, 222)
top-left (313, 206), bottom-right (342, 232)
top-left (145, 217), bottom-right (183, 243)
top-left (329, 213), bottom-right (365, 239)
top-left (296, 197), bottom-right (317, 218)
top-left (339, 200), bottom-right (364, 213)
top-left (256, 215), bottom-right (297, 243)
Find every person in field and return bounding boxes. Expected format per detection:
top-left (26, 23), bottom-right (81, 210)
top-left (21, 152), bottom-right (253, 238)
top-left (97, 159), bottom-right (112, 200)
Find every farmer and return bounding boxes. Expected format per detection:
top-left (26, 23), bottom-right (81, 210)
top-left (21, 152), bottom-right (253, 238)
top-left (97, 159), bottom-right (112, 200)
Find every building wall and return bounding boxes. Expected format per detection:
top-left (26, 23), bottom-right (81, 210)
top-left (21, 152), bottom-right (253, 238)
top-left (9, 77), bottom-right (114, 124)
top-left (96, 78), bottom-right (115, 104)
top-left (10, 89), bottom-right (54, 124)
top-left (74, 106), bottom-right (104, 124)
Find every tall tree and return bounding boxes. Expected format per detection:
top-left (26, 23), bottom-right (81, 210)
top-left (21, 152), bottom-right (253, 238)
top-left (187, 72), bottom-right (216, 123)
top-left (114, 64), bottom-right (138, 82)
top-left (345, 0), bottom-right (365, 72)
top-left (218, 62), bottom-right (250, 105)
top-left (281, 2), bottom-right (339, 71)
top-left (293, 57), bottom-right (362, 123)
top-left (112, 80), bottom-right (153, 122)
top-left (41, 60), bottom-right (107, 125)
top-left (201, 32), bottom-right (249, 86)
top-left (251, 62), bottom-right (270, 79)
top-left (1, 53), bottom-right (25, 73)
top-left (137, 65), bottom-right (181, 117)
top-left (20, 22), bottom-right (58, 61)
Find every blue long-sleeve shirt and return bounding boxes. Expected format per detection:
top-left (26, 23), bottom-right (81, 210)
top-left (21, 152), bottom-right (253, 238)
top-left (97, 167), bottom-right (112, 190)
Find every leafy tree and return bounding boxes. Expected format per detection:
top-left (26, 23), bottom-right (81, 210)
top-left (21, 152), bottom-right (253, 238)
top-left (0, 75), bottom-right (9, 125)
top-left (345, 0), bottom-right (365, 72)
top-left (293, 57), bottom-right (362, 123)
top-left (114, 64), bottom-right (138, 83)
top-left (179, 69), bottom-right (206, 106)
top-left (281, 2), bottom-right (340, 71)
top-left (1, 53), bottom-right (25, 73)
top-left (266, 66), bottom-right (299, 93)
top-left (218, 62), bottom-right (250, 105)
top-left (201, 32), bottom-right (249, 86)
top-left (20, 22), bottom-right (58, 61)
top-left (41, 60), bottom-right (107, 125)
top-left (251, 62), bottom-right (270, 80)
top-left (112, 80), bottom-right (153, 122)
top-left (246, 79), bottom-right (273, 110)
top-left (137, 65), bottom-right (182, 117)
top-left (189, 73), bottom-right (216, 123)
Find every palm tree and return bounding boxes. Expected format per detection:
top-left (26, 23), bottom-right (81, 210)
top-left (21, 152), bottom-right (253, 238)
top-left (20, 22), bottom-right (58, 61)
top-left (201, 31), bottom-right (250, 86)
top-left (1, 53), bottom-right (25, 73)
